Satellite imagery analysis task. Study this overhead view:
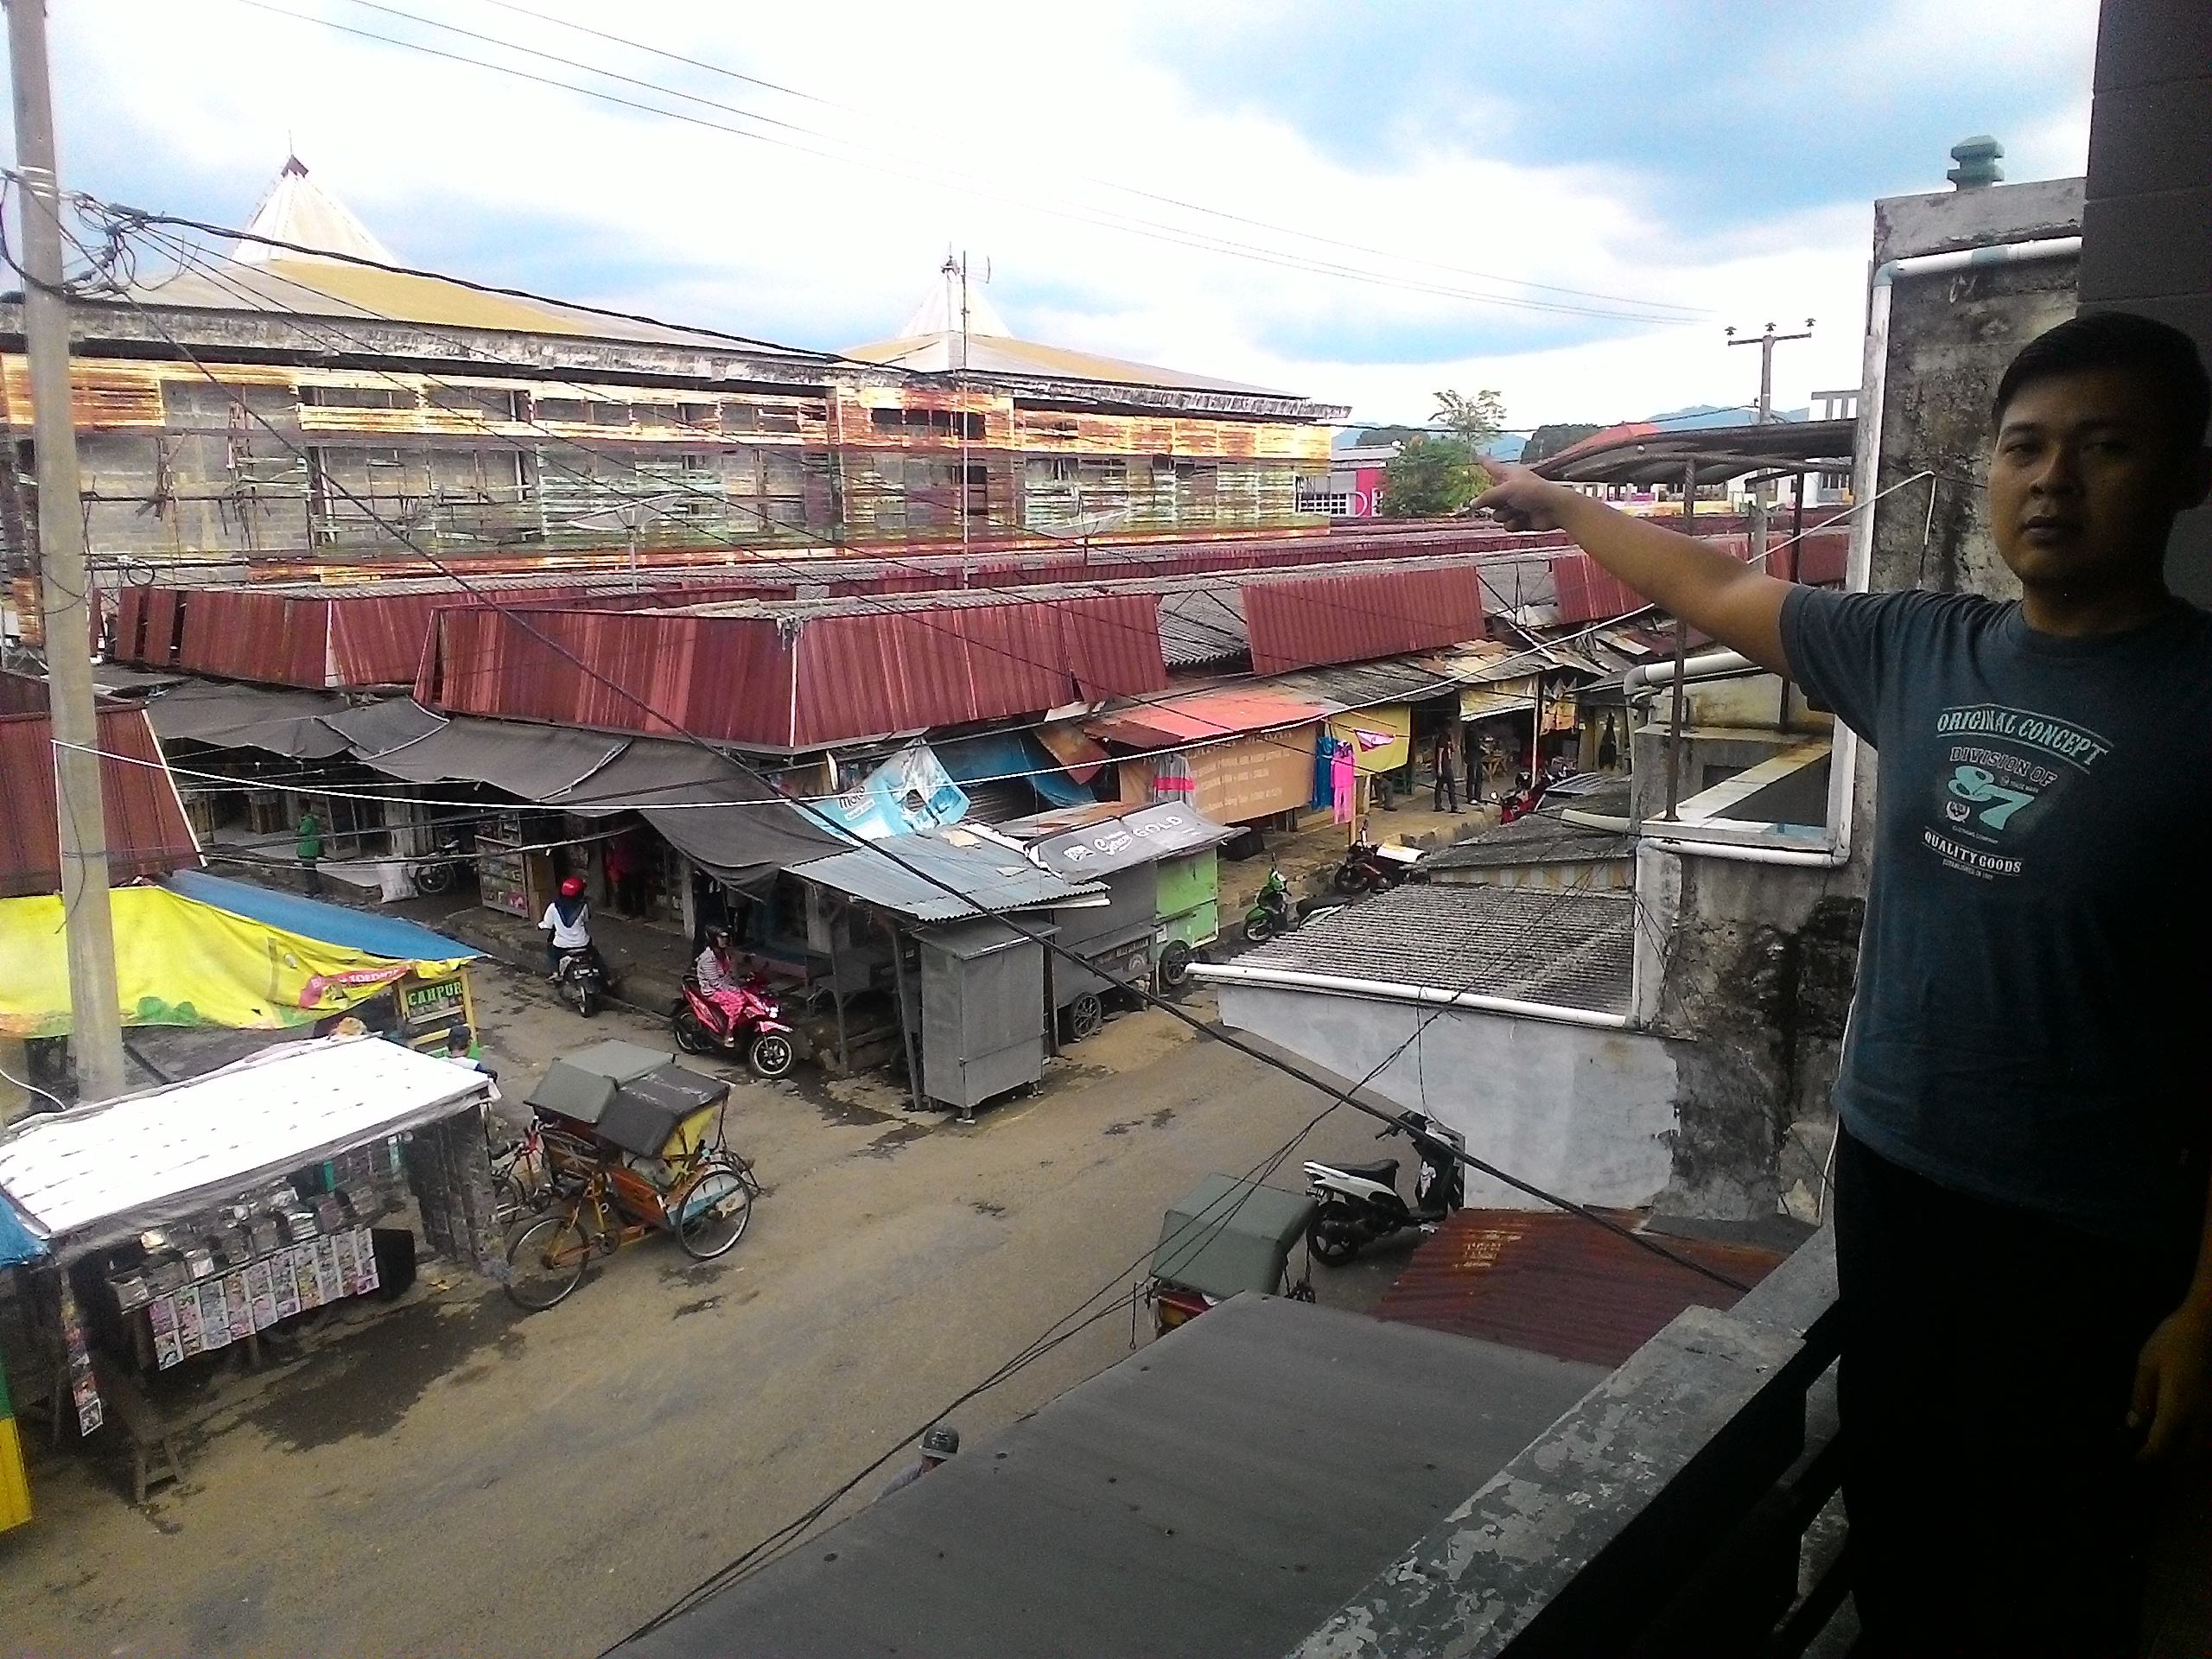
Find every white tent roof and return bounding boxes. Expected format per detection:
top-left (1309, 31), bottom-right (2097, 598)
top-left (0, 1036), bottom-right (493, 1257)
top-left (896, 266), bottom-right (1013, 340)
top-left (232, 156), bottom-right (397, 267)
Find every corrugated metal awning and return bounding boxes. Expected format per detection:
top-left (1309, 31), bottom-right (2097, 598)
top-left (790, 827), bottom-right (1104, 922)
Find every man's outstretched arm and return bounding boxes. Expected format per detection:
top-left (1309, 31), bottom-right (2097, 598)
top-left (1477, 465), bottom-right (1796, 677)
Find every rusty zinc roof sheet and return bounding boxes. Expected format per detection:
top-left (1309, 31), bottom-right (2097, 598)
top-left (0, 704), bottom-right (201, 897)
top-left (1243, 566), bottom-right (1488, 676)
top-left (1374, 1210), bottom-right (1787, 1369)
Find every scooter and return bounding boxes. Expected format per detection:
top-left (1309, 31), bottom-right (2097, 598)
top-left (672, 975), bottom-right (798, 1080)
top-left (406, 834), bottom-right (472, 895)
top-left (1242, 868), bottom-right (1294, 944)
top-left (551, 946), bottom-right (607, 1019)
top-left (1301, 1110), bottom-right (1466, 1265)
top-left (1333, 838), bottom-right (1423, 894)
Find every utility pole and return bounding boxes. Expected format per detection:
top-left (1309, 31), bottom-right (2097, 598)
top-left (7, 0), bottom-right (126, 1098)
top-left (1726, 318), bottom-right (1814, 579)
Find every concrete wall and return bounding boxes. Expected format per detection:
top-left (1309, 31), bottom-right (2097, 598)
top-left (1215, 982), bottom-right (1678, 1212)
top-left (2077, 0), bottom-right (2212, 605)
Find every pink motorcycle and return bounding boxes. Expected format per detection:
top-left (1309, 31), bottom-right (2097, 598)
top-left (672, 974), bottom-right (797, 1079)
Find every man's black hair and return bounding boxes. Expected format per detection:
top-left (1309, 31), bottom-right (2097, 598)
top-left (1993, 310), bottom-right (2211, 452)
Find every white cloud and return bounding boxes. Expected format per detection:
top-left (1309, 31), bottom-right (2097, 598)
top-left (27, 0), bottom-right (2087, 430)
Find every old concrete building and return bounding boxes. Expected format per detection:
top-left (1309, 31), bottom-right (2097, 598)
top-left (0, 162), bottom-right (1344, 582)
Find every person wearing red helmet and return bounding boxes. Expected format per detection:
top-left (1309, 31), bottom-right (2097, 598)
top-left (538, 874), bottom-right (594, 981)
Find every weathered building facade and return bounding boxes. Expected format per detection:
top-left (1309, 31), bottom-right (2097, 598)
top-left (0, 164), bottom-right (1342, 582)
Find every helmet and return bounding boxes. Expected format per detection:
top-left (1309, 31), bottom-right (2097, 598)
top-left (918, 1426), bottom-right (960, 1459)
top-left (559, 876), bottom-right (586, 899)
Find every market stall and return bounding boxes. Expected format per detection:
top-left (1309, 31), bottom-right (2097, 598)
top-left (0, 1037), bottom-right (503, 1502)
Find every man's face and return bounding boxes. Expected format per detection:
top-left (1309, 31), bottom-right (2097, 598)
top-left (1988, 367), bottom-right (2211, 592)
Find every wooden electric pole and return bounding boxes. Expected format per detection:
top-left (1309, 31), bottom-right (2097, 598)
top-left (7, 0), bottom-right (127, 1099)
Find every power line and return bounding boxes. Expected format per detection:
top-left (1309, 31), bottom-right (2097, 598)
top-left (451, 0), bottom-right (1713, 320)
top-left (226, 0), bottom-right (1703, 327)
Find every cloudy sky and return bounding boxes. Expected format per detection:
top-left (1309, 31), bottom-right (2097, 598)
top-left (24, 0), bottom-right (2101, 430)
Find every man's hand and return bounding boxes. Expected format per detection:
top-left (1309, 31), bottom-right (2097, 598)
top-left (1472, 462), bottom-right (1795, 676)
top-left (2130, 1300), bottom-right (2212, 1465)
top-left (1475, 464), bottom-right (1581, 533)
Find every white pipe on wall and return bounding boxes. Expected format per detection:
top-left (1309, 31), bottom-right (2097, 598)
top-left (1193, 961), bottom-right (1630, 1030)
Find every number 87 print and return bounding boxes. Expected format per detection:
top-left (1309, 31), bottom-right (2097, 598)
top-left (1948, 765), bottom-right (2037, 830)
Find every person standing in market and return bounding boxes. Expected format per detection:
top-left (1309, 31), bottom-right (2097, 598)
top-left (295, 808), bottom-right (322, 896)
top-left (1432, 733), bottom-right (1460, 814)
top-left (1477, 311), bottom-right (2212, 1658)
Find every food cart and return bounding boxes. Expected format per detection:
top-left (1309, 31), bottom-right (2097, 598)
top-left (1146, 1173), bottom-right (1318, 1336)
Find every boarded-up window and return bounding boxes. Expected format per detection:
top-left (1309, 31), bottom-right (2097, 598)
top-left (301, 385), bottom-right (414, 410)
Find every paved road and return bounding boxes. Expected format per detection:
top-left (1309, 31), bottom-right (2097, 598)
top-left (3, 962), bottom-right (1416, 1658)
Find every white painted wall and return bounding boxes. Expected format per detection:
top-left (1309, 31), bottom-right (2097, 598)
top-left (1216, 982), bottom-right (1679, 1211)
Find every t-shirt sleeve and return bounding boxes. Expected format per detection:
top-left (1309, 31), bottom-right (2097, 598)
top-left (1778, 586), bottom-right (1930, 743)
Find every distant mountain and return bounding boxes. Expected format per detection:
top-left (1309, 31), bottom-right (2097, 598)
top-left (1641, 403), bottom-right (1810, 429)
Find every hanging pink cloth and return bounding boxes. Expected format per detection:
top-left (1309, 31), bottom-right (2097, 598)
top-left (1330, 739), bottom-right (1357, 824)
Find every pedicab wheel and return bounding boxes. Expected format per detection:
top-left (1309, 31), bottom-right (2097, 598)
top-left (748, 1032), bottom-right (795, 1080)
top-left (1068, 992), bottom-right (1104, 1042)
top-left (1306, 1209), bottom-right (1361, 1266)
top-left (1156, 940), bottom-right (1193, 991)
top-left (671, 1005), bottom-right (715, 1055)
top-left (505, 1213), bottom-right (589, 1310)
top-left (675, 1160), bottom-right (753, 1260)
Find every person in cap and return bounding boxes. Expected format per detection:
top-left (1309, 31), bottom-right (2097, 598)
top-left (879, 1425), bottom-right (959, 1499)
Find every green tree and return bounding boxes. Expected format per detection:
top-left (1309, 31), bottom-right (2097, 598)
top-left (1433, 388), bottom-right (1506, 448)
top-left (1521, 422), bottom-right (1605, 465)
top-left (1350, 424), bottom-right (1426, 449)
top-left (1380, 435), bottom-right (1482, 518)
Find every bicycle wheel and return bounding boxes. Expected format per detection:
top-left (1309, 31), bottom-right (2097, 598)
top-left (674, 1160), bottom-right (753, 1260)
top-left (505, 1212), bottom-right (590, 1310)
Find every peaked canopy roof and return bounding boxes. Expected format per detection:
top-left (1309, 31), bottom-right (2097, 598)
top-left (232, 156), bottom-right (397, 267)
top-left (846, 268), bottom-right (1298, 397)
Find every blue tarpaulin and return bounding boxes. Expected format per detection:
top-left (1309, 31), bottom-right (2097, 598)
top-left (0, 1192), bottom-right (46, 1266)
top-left (163, 870), bottom-right (480, 963)
top-left (936, 732), bottom-right (1094, 810)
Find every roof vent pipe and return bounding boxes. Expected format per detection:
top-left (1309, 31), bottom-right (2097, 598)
top-left (1947, 135), bottom-right (2004, 191)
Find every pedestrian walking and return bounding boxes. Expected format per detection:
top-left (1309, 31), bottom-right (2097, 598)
top-left (296, 809), bottom-right (322, 897)
top-left (1432, 735), bottom-right (1460, 814)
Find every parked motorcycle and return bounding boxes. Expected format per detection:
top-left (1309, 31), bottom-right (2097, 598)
top-left (672, 975), bottom-right (798, 1080)
top-left (407, 834), bottom-right (472, 895)
top-left (1242, 868), bottom-right (1294, 944)
top-left (551, 946), bottom-right (607, 1019)
top-left (1333, 837), bottom-right (1423, 894)
top-left (1301, 1110), bottom-right (1466, 1265)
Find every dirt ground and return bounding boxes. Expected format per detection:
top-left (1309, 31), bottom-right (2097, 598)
top-left (2, 957), bottom-right (1420, 1659)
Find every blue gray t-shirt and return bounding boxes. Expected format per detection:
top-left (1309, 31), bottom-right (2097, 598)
top-left (1781, 585), bottom-right (2212, 1245)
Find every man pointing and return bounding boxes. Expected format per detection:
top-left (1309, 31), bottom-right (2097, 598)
top-left (1479, 310), bottom-right (2212, 1656)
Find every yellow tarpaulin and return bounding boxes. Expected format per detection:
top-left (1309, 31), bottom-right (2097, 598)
top-left (0, 888), bottom-right (469, 1039)
top-left (1327, 704), bottom-right (1412, 775)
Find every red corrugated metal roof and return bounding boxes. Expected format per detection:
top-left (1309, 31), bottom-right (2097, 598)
top-left (1374, 1209), bottom-right (1786, 1369)
top-left (1087, 688), bottom-right (1329, 749)
top-left (1243, 567), bottom-right (1488, 675)
top-left (0, 703), bottom-right (201, 897)
top-left (1550, 528), bottom-right (1850, 625)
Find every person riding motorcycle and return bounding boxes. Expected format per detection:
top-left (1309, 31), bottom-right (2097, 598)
top-left (693, 925), bottom-right (755, 1034)
top-left (539, 876), bottom-right (596, 980)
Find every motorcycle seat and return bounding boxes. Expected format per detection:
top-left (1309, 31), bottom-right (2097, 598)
top-left (1327, 1157), bottom-right (1400, 1184)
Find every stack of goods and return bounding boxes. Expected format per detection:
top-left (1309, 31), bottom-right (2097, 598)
top-left (105, 1184), bottom-right (389, 1370)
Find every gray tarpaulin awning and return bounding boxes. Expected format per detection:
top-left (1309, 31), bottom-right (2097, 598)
top-left (551, 736), bottom-right (848, 885)
top-left (147, 680), bottom-right (352, 759)
top-left (329, 703), bottom-right (844, 886)
top-left (790, 827), bottom-right (1104, 922)
top-left (1027, 803), bottom-right (1234, 880)
top-left (350, 716), bottom-right (628, 798)
top-left (320, 697), bottom-right (448, 759)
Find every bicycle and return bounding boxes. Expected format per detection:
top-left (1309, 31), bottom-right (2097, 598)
top-left (487, 1120), bottom-right (550, 1226)
top-left (504, 1133), bottom-right (759, 1312)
